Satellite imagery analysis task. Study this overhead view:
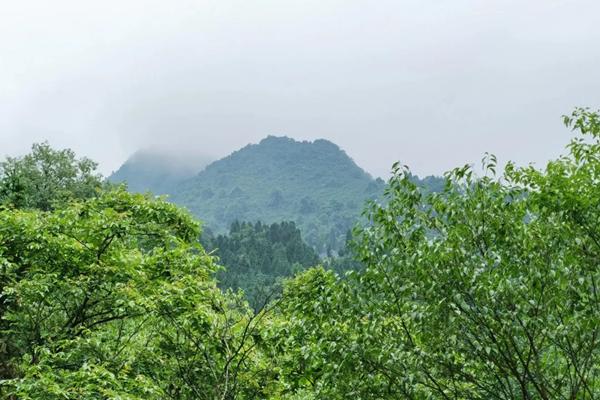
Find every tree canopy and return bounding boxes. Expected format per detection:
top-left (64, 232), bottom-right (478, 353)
top-left (269, 108), bottom-right (600, 398)
top-left (202, 221), bottom-right (320, 310)
top-left (0, 142), bottom-right (105, 211)
top-left (0, 190), bottom-right (272, 399)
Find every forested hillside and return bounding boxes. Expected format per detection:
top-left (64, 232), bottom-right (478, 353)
top-left (171, 136), bottom-right (385, 253)
top-left (202, 221), bottom-right (320, 309)
top-left (111, 136), bottom-right (444, 254)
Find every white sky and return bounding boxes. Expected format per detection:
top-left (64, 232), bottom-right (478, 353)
top-left (1, 0), bottom-right (599, 178)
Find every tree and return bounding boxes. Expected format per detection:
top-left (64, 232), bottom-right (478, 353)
top-left (271, 108), bottom-right (600, 398)
top-left (0, 142), bottom-right (105, 211)
top-left (202, 221), bottom-right (320, 310)
top-left (0, 189), bottom-right (270, 399)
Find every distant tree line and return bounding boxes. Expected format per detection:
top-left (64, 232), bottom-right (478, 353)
top-left (201, 220), bottom-right (320, 309)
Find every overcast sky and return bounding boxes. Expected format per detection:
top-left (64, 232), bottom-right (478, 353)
top-left (1, 0), bottom-right (599, 178)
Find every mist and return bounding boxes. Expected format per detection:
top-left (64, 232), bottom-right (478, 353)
top-left (1, 0), bottom-right (599, 178)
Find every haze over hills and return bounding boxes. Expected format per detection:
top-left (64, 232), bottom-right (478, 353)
top-left (110, 136), bottom-right (443, 253)
top-left (109, 149), bottom-right (212, 195)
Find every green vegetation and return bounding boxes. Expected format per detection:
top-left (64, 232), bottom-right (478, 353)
top-left (0, 142), bottom-right (105, 211)
top-left (2, 108), bottom-right (600, 399)
top-left (0, 189), bottom-right (273, 399)
top-left (270, 108), bottom-right (600, 398)
top-left (202, 221), bottom-right (321, 310)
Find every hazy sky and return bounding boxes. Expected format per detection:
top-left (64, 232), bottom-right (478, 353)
top-left (1, 0), bottom-right (599, 178)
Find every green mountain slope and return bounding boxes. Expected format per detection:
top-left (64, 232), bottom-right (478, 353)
top-left (109, 149), bottom-right (211, 195)
top-left (171, 136), bottom-right (385, 253)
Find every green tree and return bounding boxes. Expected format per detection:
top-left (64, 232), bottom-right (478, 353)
top-left (0, 142), bottom-right (104, 211)
top-left (0, 189), bottom-right (270, 399)
top-left (202, 221), bottom-right (320, 310)
top-left (271, 109), bottom-right (600, 399)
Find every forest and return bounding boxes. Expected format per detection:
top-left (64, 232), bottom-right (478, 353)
top-left (1, 108), bottom-right (600, 399)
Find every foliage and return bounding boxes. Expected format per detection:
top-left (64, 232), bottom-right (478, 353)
top-left (202, 221), bottom-right (320, 310)
top-left (0, 142), bottom-right (105, 211)
top-left (0, 190), bottom-right (269, 399)
top-left (270, 108), bottom-right (600, 399)
top-left (321, 229), bottom-right (363, 274)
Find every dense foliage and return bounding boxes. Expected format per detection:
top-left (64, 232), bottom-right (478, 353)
top-left (270, 108), bottom-right (600, 398)
top-left (202, 221), bottom-right (320, 310)
top-left (0, 190), bottom-right (275, 399)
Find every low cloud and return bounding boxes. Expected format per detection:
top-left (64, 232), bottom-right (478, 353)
top-left (1, 0), bottom-right (599, 178)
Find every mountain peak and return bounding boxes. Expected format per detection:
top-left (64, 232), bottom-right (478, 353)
top-left (259, 135), bottom-right (295, 145)
top-left (171, 136), bottom-right (383, 252)
top-left (258, 135), bottom-right (339, 150)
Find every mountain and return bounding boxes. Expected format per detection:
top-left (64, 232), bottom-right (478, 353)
top-left (110, 137), bottom-right (444, 254)
top-left (108, 149), bottom-right (211, 195)
top-left (171, 136), bottom-right (386, 253)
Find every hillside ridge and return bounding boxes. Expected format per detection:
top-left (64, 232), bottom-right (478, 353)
top-left (110, 136), bottom-right (443, 253)
top-left (171, 136), bottom-right (384, 252)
